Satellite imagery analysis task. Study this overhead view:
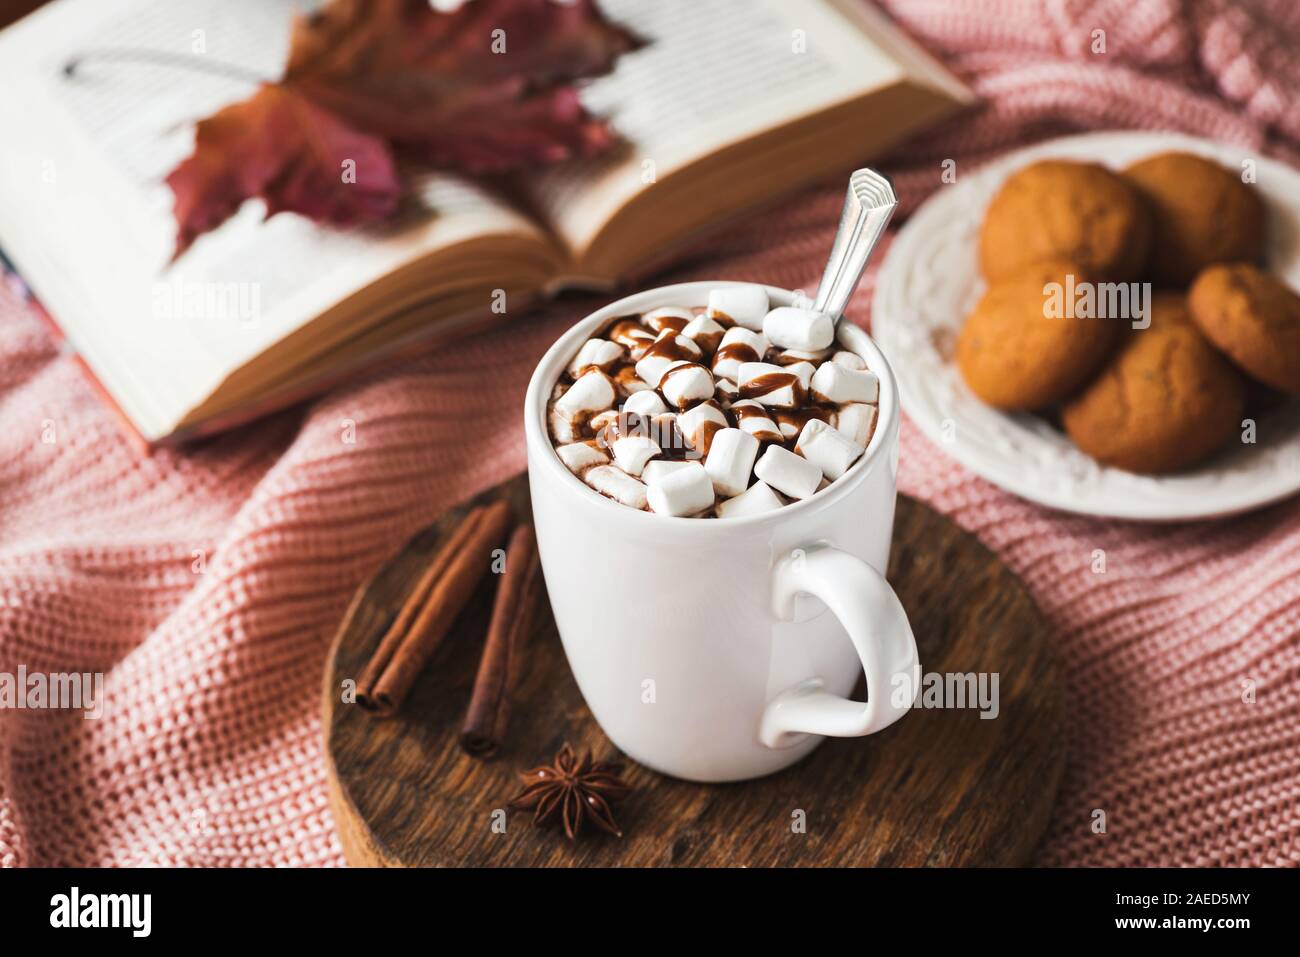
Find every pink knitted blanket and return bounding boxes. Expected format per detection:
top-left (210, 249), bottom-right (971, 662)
top-left (2, 0), bottom-right (1298, 867)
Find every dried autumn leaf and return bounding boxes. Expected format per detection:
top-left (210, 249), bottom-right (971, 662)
top-left (165, 0), bottom-right (640, 256)
top-left (285, 0), bottom-right (642, 172)
top-left (166, 85), bottom-right (399, 257)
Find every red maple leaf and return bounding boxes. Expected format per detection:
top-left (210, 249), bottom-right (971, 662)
top-left (165, 0), bottom-right (640, 256)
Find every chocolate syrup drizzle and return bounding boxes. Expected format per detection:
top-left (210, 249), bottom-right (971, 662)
top-left (737, 372), bottom-right (804, 405)
top-left (641, 334), bottom-right (700, 370)
top-left (713, 342), bottom-right (760, 366)
top-left (561, 312), bottom-right (846, 453)
top-left (552, 307), bottom-right (873, 514)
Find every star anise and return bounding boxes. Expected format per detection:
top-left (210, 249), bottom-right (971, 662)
top-left (508, 744), bottom-right (632, 840)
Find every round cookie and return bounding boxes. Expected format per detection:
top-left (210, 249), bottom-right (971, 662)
top-left (1061, 294), bottom-right (1245, 474)
top-left (956, 260), bottom-right (1119, 411)
top-left (979, 160), bottom-right (1151, 283)
top-left (1123, 152), bottom-right (1265, 286)
top-left (1188, 263), bottom-right (1300, 393)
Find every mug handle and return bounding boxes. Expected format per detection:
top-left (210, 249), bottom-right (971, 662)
top-left (759, 544), bottom-right (920, 749)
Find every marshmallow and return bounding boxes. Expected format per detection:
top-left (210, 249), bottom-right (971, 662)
top-left (556, 440), bottom-right (608, 475)
top-left (612, 364), bottom-right (652, 395)
top-left (568, 338), bottom-right (625, 378)
top-left (554, 370), bottom-right (615, 419)
top-left (646, 462), bottom-right (715, 517)
top-left (707, 286), bottom-right (769, 330)
top-left (704, 427), bottom-right (759, 497)
top-left (642, 459), bottom-right (695, 487)
top-left (635, 332), bottom-right (700, 387)
top-left (585, 465), bottom-right (648, 509)
top-left (763, 306), bottom-right (835, 351)
top-left (644, 306), bottom-right (694, 333)
top-left (716, 480), bottom-right (784, 519)
top-left (715, 378), bottom-right (739, 402)
top-left (712, 326), bottom-right (768, 381)
top-left (548, 407), bottom-right (579, 445)
top-left (810, 362), bottom-right (879, 405)
top-left (681, 314), bottom-right (725, 354)
top-left (607, 318), bottom-right (657, 357)
top-left (779, 347), bottom-right (834, 365)
top-left (730, 399), bottom-right (783, 442)
top-left (787, 360), bottom-right (816, 390)
top-left (588, 409), bottom-right (620, 437)
top-left (612, 434), bottom-right (660, 476)
top-left (622, 389), bottom-right (668, 417)
top-left (594, 410), bottom-right (662, 449)
top-left (738, 362), bottom-right (803, 408)
top-left (650, 412), bottom-right (687, 456)
top-left (635, 355), bottom-right (684, 390)
top-left (832, 349), bottom-right (867, 371)
top-left (720, 325), bottom-right (768, 352)
top-left (660, 363), bottom-right (714, 410)
top-left (795, 418), bottom-right (864, 480)
top-left (753, 444), bottom-right (822, 500)
top-left (654, 327), bottom-right (703, 356)
top-left (835, 402), bottom-right (878, 447)
top-left (677, 400), bottom-right (728, 454)
top-left (772, 410), bottom-right (810, 440)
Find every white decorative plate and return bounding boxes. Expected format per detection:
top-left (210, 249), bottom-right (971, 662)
top-left (873, 131), bottom-right (1300, 521)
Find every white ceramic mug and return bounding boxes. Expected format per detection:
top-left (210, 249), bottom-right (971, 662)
top-left (524, 282), bottom-right (919, 782)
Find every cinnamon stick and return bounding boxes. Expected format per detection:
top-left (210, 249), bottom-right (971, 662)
top-left (357, 499), bottom-right (512, 716)
top-left (460, 523), bottom-right (540, 757)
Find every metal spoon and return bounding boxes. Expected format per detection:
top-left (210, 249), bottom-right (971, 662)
top-left (811, 168), bottom-right (898, 320)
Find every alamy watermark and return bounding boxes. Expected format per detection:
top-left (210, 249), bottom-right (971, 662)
top-left (891, 667), bottom-right (1000, 719)
top-left (50, 887), bottom-right (150, 937)
top-left (152, 279), bottom-right (261, 328)
top-left (0, 666), bottom-right (104, 719)
top-left (1044, 274), bottom-right (1151, 330)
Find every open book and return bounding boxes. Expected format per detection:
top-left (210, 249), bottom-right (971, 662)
top-left (0, 0), bottom-right (969, 445)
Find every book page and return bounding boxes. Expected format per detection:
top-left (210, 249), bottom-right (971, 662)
top-left (526, 0), bottom-right (915, 258)
top-left (0, 0), bottom-right (545, 437)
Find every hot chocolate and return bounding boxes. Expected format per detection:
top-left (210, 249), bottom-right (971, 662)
top-left (547, 288), bottom-right (879, 517)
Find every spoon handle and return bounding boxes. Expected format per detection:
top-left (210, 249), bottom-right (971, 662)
top-left (812, 168), bottom-right (898, 319)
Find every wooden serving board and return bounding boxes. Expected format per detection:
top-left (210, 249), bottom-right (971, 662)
top-left (323, 474), bottom-right (1063, 867)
